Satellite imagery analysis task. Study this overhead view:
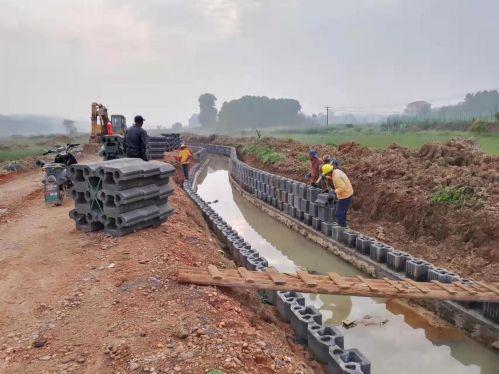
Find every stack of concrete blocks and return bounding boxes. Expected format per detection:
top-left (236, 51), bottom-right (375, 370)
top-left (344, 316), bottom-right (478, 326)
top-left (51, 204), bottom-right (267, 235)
top-left (190, 143), bottom-right (498, 328)
top-left (183, 169), bottom-right (371, 374)
top-left (146, 136), bottom-right (168, 160)
top-left (161, 133), bottom-right (182, 152)
top-left (68, 158), bottom-right (175, 236)
top-left (100, 135), bottom-right (125, 160)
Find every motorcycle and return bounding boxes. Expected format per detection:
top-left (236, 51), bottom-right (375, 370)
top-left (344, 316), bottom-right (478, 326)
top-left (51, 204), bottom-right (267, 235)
top-left (37, 143), bottom-right (80, 206)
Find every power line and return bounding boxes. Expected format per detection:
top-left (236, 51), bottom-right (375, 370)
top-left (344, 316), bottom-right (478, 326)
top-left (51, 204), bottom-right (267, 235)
top-left (328, 87), bottom-right (499, 112)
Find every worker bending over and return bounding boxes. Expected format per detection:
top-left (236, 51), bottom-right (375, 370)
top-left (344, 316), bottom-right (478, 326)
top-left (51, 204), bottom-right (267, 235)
top-left (306, 150), bottom-right (322, 187)
top-left (177, 143), bottom-right (193, 180)
top-left (124, 115), bottom-right (148, 161)
top-left (321, 162), bottom-right (354, 227)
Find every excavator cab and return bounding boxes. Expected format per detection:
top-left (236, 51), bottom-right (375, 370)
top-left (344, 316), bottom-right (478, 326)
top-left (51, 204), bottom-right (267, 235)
top-left (90, 102), bottom-right (127, 143)
top-left (111, 115), bottom-right (127, 134)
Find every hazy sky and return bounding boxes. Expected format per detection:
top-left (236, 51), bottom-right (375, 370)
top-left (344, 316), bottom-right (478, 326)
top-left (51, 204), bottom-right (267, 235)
top-left (1, 0), bottom-right (498, 127)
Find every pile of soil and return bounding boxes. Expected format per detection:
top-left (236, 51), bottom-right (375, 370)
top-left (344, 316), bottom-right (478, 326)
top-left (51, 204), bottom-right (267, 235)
top-left (0, 165), bottom-right (318, 372)
top-left (184, 134), bottom-right (499, 282)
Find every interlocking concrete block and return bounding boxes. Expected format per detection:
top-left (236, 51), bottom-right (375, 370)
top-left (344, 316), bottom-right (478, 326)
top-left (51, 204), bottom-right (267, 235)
top-left (292, 182), bottom-right (300, 195)
top-left (298, 183), bottom-right (308, 199)
top-left (295, 209), bottom-right (304, 220)
top-left (103, 204), bottom-right (174, 236)
top-left (308, 202), bottom-right (318, 217)
top-left (312, 217), bottom-right (322, 231)
top-left (369, 242), bottom-right (392, 263)
top-left (482, 302), bottom-right (499, 323)
top-left (300, 198), bottom-right (310, 212)
top-left (355, 236), bottom-right (371, 255)
top-left (293, 195), bottom-right (301, 209)
top-left (246, 255), bottom-right (268, 271)
top-left (386, 250), bottom-right (412, 272)
top-left (318, 206), bottom-right (332, 222)
top-left (276, 292), bottom-right (305, 322)
top-left (405, 259), bottom-right (431, 281)
top-left (321, 221), bottom-right (333, 236)
top-left (307, 324), bottom-right (344, 364)
top-left (327, 348), bottom-right (371, 374)
top-left (308, 187), bottom-right (320, 202)
top-left (427, 267), bottom-right (460, 283)
top-left (342, 230), bottom-right (358, 248)
top-left (290, 304), bottom-right (322, 340)
top-left (287, 193), bottom-right (294, 205)
top-left (303, 213), bottom-right (313, 226)
top-left (69, 209), bottom-right (103, 232)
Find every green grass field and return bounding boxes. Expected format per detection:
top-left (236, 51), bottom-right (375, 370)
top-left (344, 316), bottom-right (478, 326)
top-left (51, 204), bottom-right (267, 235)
top-left (0, 134), bottom-right (88, 163)
top-left (267, 128), bottom-right (499, 156)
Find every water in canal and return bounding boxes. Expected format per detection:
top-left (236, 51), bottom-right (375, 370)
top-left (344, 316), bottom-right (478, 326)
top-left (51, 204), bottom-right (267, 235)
top-left (195, 156), bottom-right (498, 373)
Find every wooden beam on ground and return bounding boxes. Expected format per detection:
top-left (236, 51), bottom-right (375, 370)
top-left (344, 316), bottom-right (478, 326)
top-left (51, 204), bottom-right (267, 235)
top-left (177, 266), bottom-right (499, 303)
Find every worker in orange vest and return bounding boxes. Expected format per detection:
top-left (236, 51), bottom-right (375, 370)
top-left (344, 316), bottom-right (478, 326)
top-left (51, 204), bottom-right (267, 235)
top-left (106, 121), bottom-right (114, 135)
top-left (176, 143), bottom-right (193, 180)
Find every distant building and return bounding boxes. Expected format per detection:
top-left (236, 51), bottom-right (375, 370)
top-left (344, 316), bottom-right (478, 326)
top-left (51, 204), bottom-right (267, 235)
top-left (404, 101), bottom-right (431, 117)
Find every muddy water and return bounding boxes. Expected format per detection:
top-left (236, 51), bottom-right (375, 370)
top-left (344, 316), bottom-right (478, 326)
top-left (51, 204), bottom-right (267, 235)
top-left (195, 156), bottom-right (498, 373)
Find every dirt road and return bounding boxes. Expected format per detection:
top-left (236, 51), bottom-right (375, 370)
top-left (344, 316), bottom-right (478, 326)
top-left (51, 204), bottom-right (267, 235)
top-left (0, 166), bottom-right (317, 373)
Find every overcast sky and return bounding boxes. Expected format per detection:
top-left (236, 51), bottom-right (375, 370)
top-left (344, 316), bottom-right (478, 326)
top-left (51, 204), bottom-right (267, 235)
top-left (1, 0), bottom-right (498, 127)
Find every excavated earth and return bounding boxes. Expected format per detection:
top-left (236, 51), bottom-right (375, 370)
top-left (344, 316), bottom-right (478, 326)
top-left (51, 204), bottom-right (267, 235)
top-left (184, 134), bottom-right (499, 282)
top-left (0, 157), bottom-right (319, 373)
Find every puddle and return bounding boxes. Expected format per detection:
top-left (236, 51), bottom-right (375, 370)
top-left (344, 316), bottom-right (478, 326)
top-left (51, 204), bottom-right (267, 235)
top-left (195, 155), bottom-right (499, 374)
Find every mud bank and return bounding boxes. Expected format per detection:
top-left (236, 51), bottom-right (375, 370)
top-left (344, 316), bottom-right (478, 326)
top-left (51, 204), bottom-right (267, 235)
top-left (0, 173), bottom-right (317, 373)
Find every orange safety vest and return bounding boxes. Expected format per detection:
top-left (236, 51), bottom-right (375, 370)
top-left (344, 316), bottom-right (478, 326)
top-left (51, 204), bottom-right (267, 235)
top-left (106, 122), bottom-right (114, 135)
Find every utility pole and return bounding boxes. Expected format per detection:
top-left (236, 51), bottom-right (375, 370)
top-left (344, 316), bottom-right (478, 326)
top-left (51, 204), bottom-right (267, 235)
top-left (325, 106), bottom-right (331, 126)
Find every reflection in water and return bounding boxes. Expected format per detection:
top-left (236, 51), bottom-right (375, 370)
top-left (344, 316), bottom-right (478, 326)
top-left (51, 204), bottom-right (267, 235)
top-left (195, 156), bottom-right (499, 374)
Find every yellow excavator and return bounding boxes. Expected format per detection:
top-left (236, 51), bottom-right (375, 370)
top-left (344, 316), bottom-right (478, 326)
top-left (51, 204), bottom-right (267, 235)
top-left (89, 102), bottom-right (127, 143)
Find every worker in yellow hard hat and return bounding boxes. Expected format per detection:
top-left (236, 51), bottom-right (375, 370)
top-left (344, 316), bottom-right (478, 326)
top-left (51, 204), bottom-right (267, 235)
top-left (176, 143), bottom-right (193, 180)
top-left (321, 161), bottom-right (353, 227)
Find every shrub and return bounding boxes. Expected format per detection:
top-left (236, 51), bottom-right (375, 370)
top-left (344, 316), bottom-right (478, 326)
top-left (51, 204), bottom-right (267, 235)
top-left (469, 119), bottom-right (489, 134)
top-left (430, 186), bottom-right (478, 206)
top-left (242, 144), bottom-right (285, 165)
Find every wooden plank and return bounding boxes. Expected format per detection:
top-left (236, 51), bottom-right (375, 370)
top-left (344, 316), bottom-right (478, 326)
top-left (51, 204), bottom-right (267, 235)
top-left (237, 267), bottom-right (255, 283)
top-left (266, 267), bottom-right (287, 285)
top-left (297, 270), bottom-right (318, 287)
top-left (176, 266), bottom-right (499, 302)
top-left (207, 265), bottom-right (223, 280)
top-left (431, 280), bottom-right (457, 295)
top-left (383, 277), bottom-right (406, 292)
top-left (327, 272), bottom-right (350, 289)
top-left (406, 279), bottom-right (429, 293)
top-left (453, 282), bottom-right (477, 294)
top-left (356, 275), bottom-right (379, 292)
top-left (474, 281), bottom-right (499, 295)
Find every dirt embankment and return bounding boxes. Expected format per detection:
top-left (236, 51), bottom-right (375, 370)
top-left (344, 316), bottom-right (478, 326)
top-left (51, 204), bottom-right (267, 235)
top-left (0, 167), bottom-right (318, 372)
top-left (184, 134), bottom-right (499, 282)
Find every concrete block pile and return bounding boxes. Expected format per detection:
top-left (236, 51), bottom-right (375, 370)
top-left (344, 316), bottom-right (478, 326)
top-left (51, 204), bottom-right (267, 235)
top-left (68, 158), bottom-right (175, 236)
top-left (100, 135), bottom-right (125, 160)
top-left (161, 133), bottom-right (182, 152)
top-left (146, 136), bottom-right (168, 160)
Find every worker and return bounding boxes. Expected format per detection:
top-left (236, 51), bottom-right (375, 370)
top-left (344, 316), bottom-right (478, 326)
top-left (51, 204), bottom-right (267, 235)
top-left (321, 163), bottom-right (354, 227)
top-left (106, 121), bottom-right (114, 135)
top-left (124, 115), bottom-right (148, 161)
top-left (177, 143), bottom-right (193, 180)
top-left (322, 155), bottom-right (340, 168)
top-left (306, 150), bottom-right (322, 187)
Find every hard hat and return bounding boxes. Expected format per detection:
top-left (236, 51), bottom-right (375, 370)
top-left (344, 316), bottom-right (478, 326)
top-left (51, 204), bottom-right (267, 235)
top-left (331, 158), bottom-right (340, 167)
top-left (134, 115), bottom-right (145, 123)
top-left (180, 143), bottom-right (186, 148)
top-left (309, 149), bottom-right (318, 158)
top-left (322, 164), bottom-right (334, 175)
